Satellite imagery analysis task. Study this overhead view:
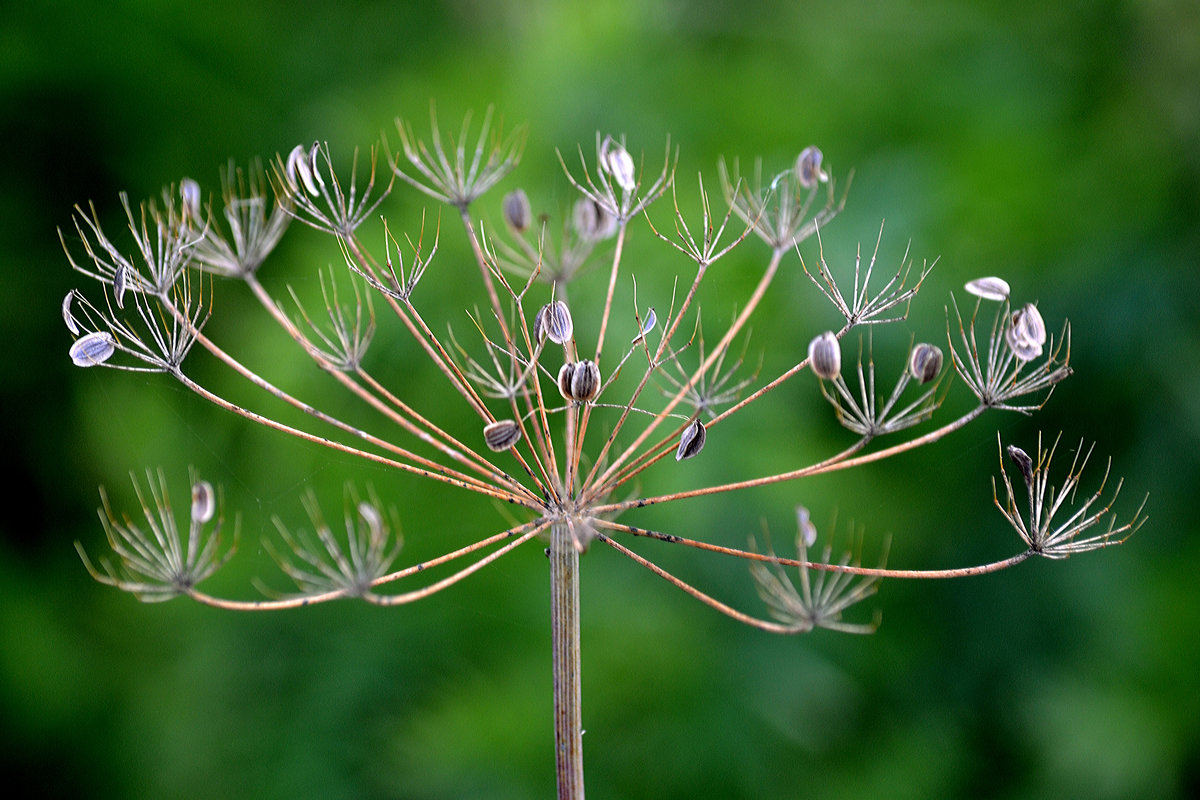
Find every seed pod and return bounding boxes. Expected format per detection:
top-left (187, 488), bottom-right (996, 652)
top-left (807, 331), bottom-right (841, 380)
top-left (599, 135), bottom-right (636, 193)
top-left (795, 506), bottom-right (818, 548)
top-left (557, 360), bottom-right (601, 403)
top-left (964, 276), bottom-right (1010, 302)
top-left (1005, 303), bottom-right (1046, 362)
top-left (191, 480), bottom-right (216, 524)
top-left (285, 143), bottom-right (320, 197)
top-left (908, 343), bottom-right (943, 384)
top-left (1006, 444), bottom-right (1035, 488)
top-left (675, 419), bottom-right (707, 461)
top-left (632, 307), bottom-right (657, 343)
top-left (62, 291), bottom-right (80, 335)
top-left (180, 177), bottom-right (202, 222)
top-left (483, 419), bottom-right (522, 452)
top-left (535, 300), bottom-right (573, 345)
top-left (113, 263), bottom-right (128, 309)
top-left (69, 331), bottom-right (116, 367)
top-left (503, 189), bottom-right (531, 232)
top-left (356, 501), bottom-right (383, 537)
top-left (795, 146), bottom-right (828, 188)
top-left (573, 197), bottom-right (617, 241)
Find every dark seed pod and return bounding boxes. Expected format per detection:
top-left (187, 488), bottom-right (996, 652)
top-left (807, 331), bottom-right (841, 380)
top-left (503, 189), bottom-right (531, 232)
top-left (113, 263), bottom-right (128, 309)
top-left (535, 300), bottom-right (573, 345)
top-left (675, 419), bottom-right (707, 461)
top-left (557, 360), bottom-right (601, 403)
top-left (908, 343), bottom-right (943, 384)
top-left (483, 419), bottom-right (522, 452)
top-left (1006, 444), bottom-right (1035, 488)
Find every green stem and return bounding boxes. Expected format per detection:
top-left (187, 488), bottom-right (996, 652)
top-left (550, 521), bottom-right (584, 799)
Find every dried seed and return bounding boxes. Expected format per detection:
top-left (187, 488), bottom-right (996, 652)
top-left (113, 263), bottom-right (127, 309)
top-left (675, 419), bottom-right (707, 461)
top-left (573, 197), bottom-right (617, 241)
top-left (600, 135), bottom-right (636, 193)
top-left (69, 331), bottom-right (116, 367)
top-left (180, 177), bottom-right (202, 222)
top-left (557, 360), bottom-right (601, 403)
top-left (795, 146), bottom-right (828, 188)
top-left (356, 501), bottom-right (383, 537)
top-left (191, 480), bottom-right (216, 524)
top-left (632, 308), bottom-right (657, 343)
top-left (62, 291), bottom-right (79, 335)
top-left (808, 331), bottom-right (841, 380)
top-left (286, 144), bottom-right (320, 197)
top-left (535, 300), bottom-right (573, 345)
top-left (964, 276), bottom-right (1010, 302)
top-left (1006, 445), bottom-right (1034, 488)
top-left (795, 506), bottom-right (818, 548)
top-left (483, 419), bottom-right (522, 452)
top-left (503, 188), bottom-right (532, 232)
top-left (908, 343), bottom-right (943, 384)
top-left (1005, 304), bottom-right (1046, 362)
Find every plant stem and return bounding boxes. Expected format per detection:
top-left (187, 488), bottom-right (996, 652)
top-left (550, 521), bottom-right (585, 799)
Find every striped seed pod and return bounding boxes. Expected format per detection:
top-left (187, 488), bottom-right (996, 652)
top-left (807, 331), bottom-right (841, 380)
top-left (908, 343), bottom-right (943, 384)
top-left (675, 419), bottom-right (707, 461)
top-left (483, 419), bottom-right (522, 452)
top-left (558, 360), bottom-right (601, 403)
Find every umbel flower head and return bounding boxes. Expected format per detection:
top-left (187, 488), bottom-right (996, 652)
top-left (62, 107), bottom-right (1143, 798)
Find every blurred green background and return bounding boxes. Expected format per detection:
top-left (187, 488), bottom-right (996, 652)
top-left (3, 0), bottom-right (1197, 797)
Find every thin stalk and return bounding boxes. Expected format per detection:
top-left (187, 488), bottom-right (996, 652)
top-left (550, 521), bottom-right (584, 799)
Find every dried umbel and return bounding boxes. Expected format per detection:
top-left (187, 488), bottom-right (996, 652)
top-left (62, 107), bottom-right (1143, 799)
top-left (557, 359), bottom-right (601, 403)
top-left (808, 331), bottom-right (841, 379)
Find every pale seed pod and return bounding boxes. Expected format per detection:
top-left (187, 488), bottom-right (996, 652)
top-left (795, 506), bottom-right (818, 548)
top-left (62, 291), bottom-right (80, 336)
top-left (808, 331), bottom-right (841, 380)
top-left (599, 135), bottom-right (636, 193)
top-left (795, 146), bottom-right (828, 188)
top-left (483, 419), bottom-right (522, 452)
top-left (557, 360), bottom-right (601, 403)
top-left (69, 331), bottom-right (116, 367)
top-left (180, 177), bottom-right (202, 222)
top-left (632, 307), bottom-right (656, 343)
top-left (908, 343), bottom-right (943, 384)
top-left (675, 419), bottom-right (707, 461)
top-left (191, 480), bottom-right (216, 524)
top-left (573, 197), bottom-right (617, 241)
top-left (535, 300), bottom-right (573, 345)
top-left (964, 276), bottom-right (1010, 302)
top-left (285, 144), bottom-right (320, 197)
top-left (1006, 444), bottom-right (1035, 488)
top-left (1005, 303), bottom-right (1046, 362)
top-left (503, 189), bottom-right (531, 232)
